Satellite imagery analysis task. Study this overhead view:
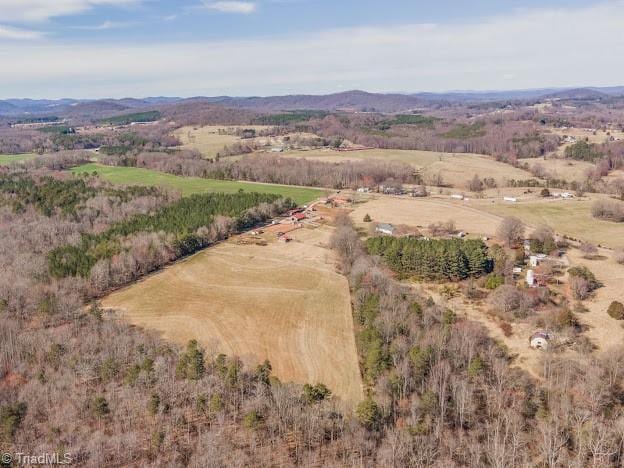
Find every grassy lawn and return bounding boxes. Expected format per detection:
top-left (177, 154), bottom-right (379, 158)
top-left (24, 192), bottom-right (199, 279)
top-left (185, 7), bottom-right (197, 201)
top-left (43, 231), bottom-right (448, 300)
top-left (70, 163), bottom-right (324, 205)
top-left (0, 153), bottom-right (38, 165)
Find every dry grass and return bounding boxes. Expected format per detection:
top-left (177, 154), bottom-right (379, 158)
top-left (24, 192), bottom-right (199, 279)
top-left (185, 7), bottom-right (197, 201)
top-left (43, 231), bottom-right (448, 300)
top-left (101, 226), bottom-right (364, 406)
top-left (174, 125), bottom-right (271, 158)
top-left (280, 148), bottom-right (534, 188)
top-left (349, 196), bottom-right (503, 237)
top-left (565, 248), bottom-right (624, 353)
top-left (474, 195), bottom-right (624, 249)
top-left (519, 157), bottom-right (595, 182)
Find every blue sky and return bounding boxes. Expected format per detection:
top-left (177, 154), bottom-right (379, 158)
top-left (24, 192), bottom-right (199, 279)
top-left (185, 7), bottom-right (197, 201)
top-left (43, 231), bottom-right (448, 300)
top-left (0, 0), bottom-right (623, 98)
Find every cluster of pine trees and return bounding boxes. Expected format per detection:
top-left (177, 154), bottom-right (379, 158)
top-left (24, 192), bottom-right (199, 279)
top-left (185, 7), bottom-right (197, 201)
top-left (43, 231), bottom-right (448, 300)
top-left (366, 236), bottom-right (491, 280)
top-left (48, 192), bottom-right (289, 278)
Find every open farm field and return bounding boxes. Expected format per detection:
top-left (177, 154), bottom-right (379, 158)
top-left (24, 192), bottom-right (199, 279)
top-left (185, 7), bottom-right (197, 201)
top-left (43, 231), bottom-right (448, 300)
top-left (280, 148), bottom-right (534, 187)
top-left (349, 192), bottom-right (624, 249)
top-left (174, 125), bottom-right (271, 158)
top-left (474, 196), bottom-right (624, 249)
top-left (350, 196), bottom-right (503, 237)
top-left (0, 153), bottom-right (38, 165)
top-left (518, 156), bottom-right (595, 182)
top-left (70, 163), bottom-right (323, 204)
top-left (101, 226), bottom-right (364, 406)
top-left (565, 248), bottom-right (624, 352)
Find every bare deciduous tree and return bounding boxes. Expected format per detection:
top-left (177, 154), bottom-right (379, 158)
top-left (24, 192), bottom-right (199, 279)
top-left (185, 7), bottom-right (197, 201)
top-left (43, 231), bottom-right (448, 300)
top-left (497, 217), bottom-right (525, 247)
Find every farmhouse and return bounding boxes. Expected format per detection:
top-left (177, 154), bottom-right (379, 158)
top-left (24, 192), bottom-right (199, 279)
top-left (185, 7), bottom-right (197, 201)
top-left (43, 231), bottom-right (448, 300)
top-left (529, 331), bottom-right (551, 350)
top-left (376, 223), bottom-right (396, 236)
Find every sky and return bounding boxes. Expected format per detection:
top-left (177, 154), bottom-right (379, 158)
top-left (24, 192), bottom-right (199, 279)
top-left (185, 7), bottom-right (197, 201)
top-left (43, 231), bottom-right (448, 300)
top-left (0, 0), bottom-right (623, 99)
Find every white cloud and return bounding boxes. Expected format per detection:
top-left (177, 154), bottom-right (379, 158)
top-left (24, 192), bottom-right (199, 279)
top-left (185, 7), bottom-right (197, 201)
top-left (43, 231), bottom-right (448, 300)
top-left (1, 2), bottom-right (623, 98)
top-left (75, 20), bottom-right (134, 30)
top-left (0, 24), bottom-right (42, 39)
top-left (0, 0), bottom-right (141, 23)
top-left (203, 1), bottom-right (256, 14)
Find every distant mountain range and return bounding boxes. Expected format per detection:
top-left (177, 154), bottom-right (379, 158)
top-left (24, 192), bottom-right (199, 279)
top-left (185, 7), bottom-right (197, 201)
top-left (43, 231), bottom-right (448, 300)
top-left (2, 87), bottom-right (624, 118)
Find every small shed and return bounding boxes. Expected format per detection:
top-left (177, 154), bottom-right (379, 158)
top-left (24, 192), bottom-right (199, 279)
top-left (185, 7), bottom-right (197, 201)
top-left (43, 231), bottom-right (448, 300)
top-left (504, 196), bottom-right (518, 203)
top-left (530, 331), bottom-right (551, 350)
top-left (529, 255), bottom-right (539, 267)
top-left (450, 194), bottom-right (465, 200)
